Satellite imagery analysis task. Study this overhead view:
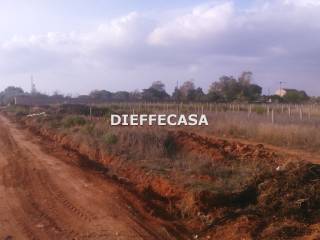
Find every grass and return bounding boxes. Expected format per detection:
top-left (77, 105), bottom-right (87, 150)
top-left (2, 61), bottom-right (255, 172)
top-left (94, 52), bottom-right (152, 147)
top-left (103, 133), bottom-right (118, 145)
top-left (62, 115), bottom-right (87, 128)
top-left (200, 111), bottom-right (320, 153)
top-left (5, 104), bottom-right (320, 239)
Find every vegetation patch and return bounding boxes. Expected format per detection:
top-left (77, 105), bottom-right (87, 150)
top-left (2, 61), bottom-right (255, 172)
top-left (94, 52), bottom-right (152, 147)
top-left (62, 115), bottom-right (87, 128)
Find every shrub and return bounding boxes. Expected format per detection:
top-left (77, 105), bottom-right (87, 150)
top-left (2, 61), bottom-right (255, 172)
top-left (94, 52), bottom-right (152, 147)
top-left (62, 115), bottom-right (87, 128)
top-left (164, 134), bottom-right (178, 157)
top-left (103, 133), bottom-right (118, 145)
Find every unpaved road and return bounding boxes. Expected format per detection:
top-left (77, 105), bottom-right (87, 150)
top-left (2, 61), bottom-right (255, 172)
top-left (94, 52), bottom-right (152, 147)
top-left (0, 115), bottom-right (173, 240)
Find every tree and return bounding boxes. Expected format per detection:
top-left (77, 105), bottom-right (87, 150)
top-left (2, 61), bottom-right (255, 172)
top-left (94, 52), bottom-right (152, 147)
top-left (150, 81), bottom-right (165, 92)
top-left (0, 86), bottom-right (25, 105)
top-left (207, 91), bottom-right (222, 102)
top-left (187, 87), bottom-right (206, 102)
top-left (242, 84), bottom-right (262, 101)
top-left (209, 76), bottom-right (240, 102)
top-left (129, 90), bottom-right (142, 101)
top-left (208, 72), bottom-right (262, 102)
top-left (238, 71), bottom-right (252, 86)
top-left (89, 90), bottom-right (112, 101)
top-left (172, 87), bottom-right (183, 102)
top-left (238, 72), bottom-right (261, 101)
top-left (112, 91), bottom-right (130, 101)
top-left (142, 81), bottom-right (169, 102)
top-left (180, 80), bottom-right (195, 98)
top-left (283, 90), bottom-right (309, 103)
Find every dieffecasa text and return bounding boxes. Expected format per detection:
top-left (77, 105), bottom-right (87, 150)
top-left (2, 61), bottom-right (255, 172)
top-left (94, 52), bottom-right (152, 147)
top-left (111, 114), bottom-right (209, 126)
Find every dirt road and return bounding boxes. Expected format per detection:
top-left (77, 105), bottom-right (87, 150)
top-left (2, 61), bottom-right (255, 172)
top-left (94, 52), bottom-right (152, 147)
top-left (0, 115), bottom-right (174, 240)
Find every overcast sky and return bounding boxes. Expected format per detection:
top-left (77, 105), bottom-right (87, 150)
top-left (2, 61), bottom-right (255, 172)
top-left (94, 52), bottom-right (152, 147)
top-left (0, 0), bottom-right (319, 96)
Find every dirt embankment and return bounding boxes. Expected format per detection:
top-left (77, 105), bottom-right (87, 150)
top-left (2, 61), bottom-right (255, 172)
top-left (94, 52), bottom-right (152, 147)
top-left (8, 110), bottom-right (320, 240)
top-left (0, 115), bottom-right (186, 240)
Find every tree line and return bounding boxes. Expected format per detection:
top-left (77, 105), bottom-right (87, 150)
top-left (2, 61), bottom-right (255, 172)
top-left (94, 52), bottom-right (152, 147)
top-left (0, 72), bottom-right (313, 104)
top-left (90, 72), bottom-right (265, 103)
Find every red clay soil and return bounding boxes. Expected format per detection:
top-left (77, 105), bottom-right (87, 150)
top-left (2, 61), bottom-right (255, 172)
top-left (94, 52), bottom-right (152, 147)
top-left (172, 130), bottom-right (280, 165)
top-left (4, 111), bottom-right (320, 240)
top-left (0, 115), bottom-right (187, 240)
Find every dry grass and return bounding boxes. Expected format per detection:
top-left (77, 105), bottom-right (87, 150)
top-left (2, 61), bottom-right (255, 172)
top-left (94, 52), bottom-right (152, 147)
top-left (201, 112), bottom-right (320, 153)
top-left (4, 104), bottom-right (320, 239)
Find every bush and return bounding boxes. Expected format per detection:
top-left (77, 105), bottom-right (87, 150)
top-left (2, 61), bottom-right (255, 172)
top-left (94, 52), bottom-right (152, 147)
top-left (103, 133), bottom-right (118, 145)
top-left (164, 134), bottom-right (178, 157)
top-left (62, 115), bottom-right (87, 128)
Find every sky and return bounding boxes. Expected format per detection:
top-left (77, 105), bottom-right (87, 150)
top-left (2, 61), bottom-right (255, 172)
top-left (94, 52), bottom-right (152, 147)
top-left (0, 0), bottom-right (319, 96)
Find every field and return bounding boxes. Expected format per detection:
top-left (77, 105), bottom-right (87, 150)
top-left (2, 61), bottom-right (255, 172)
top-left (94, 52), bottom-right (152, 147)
top-left (1, 103), bottom-right (320, 240)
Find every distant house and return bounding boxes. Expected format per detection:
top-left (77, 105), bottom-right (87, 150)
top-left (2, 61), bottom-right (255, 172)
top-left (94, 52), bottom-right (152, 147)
top-left (275, 88), bottom-right (309, 103)
top-left (275, 88), bottom-right (297, 97)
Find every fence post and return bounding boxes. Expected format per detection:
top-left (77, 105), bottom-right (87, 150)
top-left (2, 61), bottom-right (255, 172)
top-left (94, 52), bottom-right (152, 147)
top-left (271, 109), bottom-right (274, 124)
top-left (288, 106), bottom-right (291, 118)
top-left (308, 107), bottom-right (311, 120)
top-left (248, 105), bottom-right (252, 118)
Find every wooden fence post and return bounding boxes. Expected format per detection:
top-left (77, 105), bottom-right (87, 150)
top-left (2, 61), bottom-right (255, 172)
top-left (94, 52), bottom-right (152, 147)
top-left (308, 107), bottom-right (311, 120)
top-left (288, 106), bottom-right (291, 118)
top-left (248, 105), bottom-right (252, 118)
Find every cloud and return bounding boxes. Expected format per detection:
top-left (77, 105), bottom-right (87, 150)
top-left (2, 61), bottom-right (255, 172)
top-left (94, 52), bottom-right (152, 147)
top-left (283, 0), bottom-right (320, 7)
top-left (148, 2), bottom-right (233, 46)
top-left (0, 1), bottom-right (320, 95)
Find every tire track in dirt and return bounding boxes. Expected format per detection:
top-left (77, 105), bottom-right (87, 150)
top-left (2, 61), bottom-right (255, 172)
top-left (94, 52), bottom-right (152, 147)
top-left (1, 130), bottom-right (72, 239)
top-left (0, 115), bottom-right (175, 240)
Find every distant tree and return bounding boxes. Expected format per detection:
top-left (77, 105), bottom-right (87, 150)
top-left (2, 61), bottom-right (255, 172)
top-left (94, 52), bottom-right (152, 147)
top-left (0, 86), bottom-right (25, 105)
top-left (172, 87), bottom-right (183, 102)
top-left (52, 90), bottom-right (64, 98)
top-left (89, 90), bottom-right (112, 101)
top-left (187, 87), bottom-right (206, 102)
top-left (142, 81), bottom-right (169, 102)
top-left (150, 81), bottom-right (166, 92)
top-left (242, 84), bottom-right (262, 101)
top-left (283, 90), bottom-right (309, 103)
top-left (207, 91), bottom-right (222, 102)
top-left (208, 72), bottom-right (262, 102)
top-left (3, 86), bottom-right (24, 95)
top-left (180, 80), bottom-right (195, 100)
top-left (209, 76), bottom-right (240, 102)
top-left (129, 90), bottom-right (142, 101)
top-left (238, 71), bottom-right (252, 86)
top-left (112, 91), bottom-right (130, 102)
top-left (238, 72), bottom-right (261, 101)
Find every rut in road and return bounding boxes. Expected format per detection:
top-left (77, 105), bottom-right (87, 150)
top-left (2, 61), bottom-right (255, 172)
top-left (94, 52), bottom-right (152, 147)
top-left (0, 115), bottom-right (175, 240)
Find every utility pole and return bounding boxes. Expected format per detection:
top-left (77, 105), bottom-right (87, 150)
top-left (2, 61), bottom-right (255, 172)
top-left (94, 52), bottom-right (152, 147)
top-left (31, 75), bottom-right (37, 95)
top-left (279, 81), bottom-right (286, 97)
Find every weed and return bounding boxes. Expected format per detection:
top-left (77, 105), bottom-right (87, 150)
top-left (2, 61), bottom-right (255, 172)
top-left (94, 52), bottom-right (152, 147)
top-left (62, 115), bottom-right (87, 128)
top-left (103, 132), bottom-right (118, 145)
